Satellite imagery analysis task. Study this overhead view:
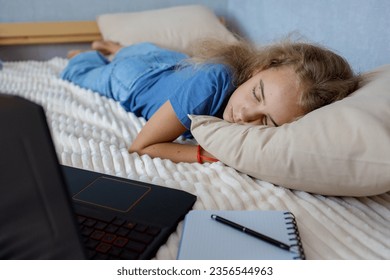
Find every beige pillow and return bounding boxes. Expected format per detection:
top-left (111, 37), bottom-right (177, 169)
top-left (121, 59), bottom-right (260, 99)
top-left (190, 65), bottom-right (390, 197)
top-left (97, 5), bottom-right (237, 55)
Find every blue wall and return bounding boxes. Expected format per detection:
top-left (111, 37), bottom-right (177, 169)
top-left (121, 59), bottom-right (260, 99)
top-left (226, 0), bottom-right (390, 72)
top-left (1, 0), bottom-right (389, 72)
top-left (0, 0), bottom-right (229, 21)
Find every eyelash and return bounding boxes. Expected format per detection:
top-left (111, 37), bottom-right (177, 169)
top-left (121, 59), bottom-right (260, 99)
top-left (251, 87), bottom-right (268, 125)
top-left (252, 87), bottom-right (261, 102)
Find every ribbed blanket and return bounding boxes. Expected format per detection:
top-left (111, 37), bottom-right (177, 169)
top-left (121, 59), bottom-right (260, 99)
top-left (0, 58), bottom-right (389, 259)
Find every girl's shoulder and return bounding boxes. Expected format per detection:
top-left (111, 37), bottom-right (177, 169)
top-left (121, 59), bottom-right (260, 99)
top-left (178, 62), bottom-right (233, 83)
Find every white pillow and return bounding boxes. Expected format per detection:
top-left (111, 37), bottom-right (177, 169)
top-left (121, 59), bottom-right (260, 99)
top-left (190, 65), bottom-right (390, 197)
top-left (97, 5), bottom-right (237, 55)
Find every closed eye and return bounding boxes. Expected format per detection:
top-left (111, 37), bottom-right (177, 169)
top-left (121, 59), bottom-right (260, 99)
top-left (252, 86), bottom-right (261, 102)
top-left (262, 116), bottom-right (268, 126)
top-left (262, 115), bottom-right (279, 127)
top-left (268, 115), bottom-right (279, 127)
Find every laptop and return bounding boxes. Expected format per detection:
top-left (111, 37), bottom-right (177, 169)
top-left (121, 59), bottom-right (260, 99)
top-left (0, 94), bottom-right (196, 260)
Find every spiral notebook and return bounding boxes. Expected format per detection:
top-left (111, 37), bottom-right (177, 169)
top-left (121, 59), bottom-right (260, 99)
top-left (177, 210), bottom-right (305, 260)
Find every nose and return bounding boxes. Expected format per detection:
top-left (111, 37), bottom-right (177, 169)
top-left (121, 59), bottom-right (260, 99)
top-left (236, 107), bottom-right (263, 124)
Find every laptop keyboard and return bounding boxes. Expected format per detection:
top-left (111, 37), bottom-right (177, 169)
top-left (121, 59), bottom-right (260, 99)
top-left (76, 214), bottom-right (162, 260)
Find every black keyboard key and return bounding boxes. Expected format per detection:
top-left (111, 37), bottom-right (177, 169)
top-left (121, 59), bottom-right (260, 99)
top-left (135, 224), bottom-right (148, 232)
top-left (116, 227), bottom-right (130, 237)
top-left (112, 218), bottom-right (126, 226)
top-left (123, 221), bottom-right (136, 229)
top-left (105, 224), bottom-right (119, 233)
top-left (76, 211), bottom-right (114, 224)
top-left (146, 226), bottom-right (161, 236)
top-left (125, 240), bottom-right (146, 253)
top-left (128, 231), bottom-right (154, 244)
top-left (84, 218), bottom-right (97, 227)
top-left (94, 221), bottom-right (107, 230)
top-left (109, 247), bottom-right (123, 257)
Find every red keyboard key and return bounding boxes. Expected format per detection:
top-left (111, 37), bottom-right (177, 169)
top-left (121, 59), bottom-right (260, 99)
top-left (102, 233), bottom-right (116, 244)
top-left (90, 230), bottom-right (105, 240)
top-left (96, 243), bottom-right (111, 254)
top-left (113, 237), bottom-right (128, 248)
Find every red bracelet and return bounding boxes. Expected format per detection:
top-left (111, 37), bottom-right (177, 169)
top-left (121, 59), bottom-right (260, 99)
top-left (197, 144), bottom-right (202, 163)
top-left (197, 145), bottom-right (218, 163)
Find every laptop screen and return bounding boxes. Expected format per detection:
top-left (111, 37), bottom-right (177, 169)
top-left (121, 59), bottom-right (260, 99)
top-left (0, 94), bottom-right (85, 259)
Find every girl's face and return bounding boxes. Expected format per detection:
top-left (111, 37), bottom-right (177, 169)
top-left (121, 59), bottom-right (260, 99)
top-left (223, 66), bottom-right (304, 127)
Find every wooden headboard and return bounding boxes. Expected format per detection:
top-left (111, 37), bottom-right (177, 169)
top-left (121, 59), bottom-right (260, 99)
top-left (0, 21), bottom-right (102, 45)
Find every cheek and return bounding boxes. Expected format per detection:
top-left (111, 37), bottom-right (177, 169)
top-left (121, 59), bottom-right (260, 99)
top-left (223, 91), bottom-right (241, 121)
top-left (228, 88), bottom-right (246, 106)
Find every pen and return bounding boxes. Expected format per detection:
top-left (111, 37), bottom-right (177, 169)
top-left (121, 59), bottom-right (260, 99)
top-left (211, 214), bottom-right (291, 251)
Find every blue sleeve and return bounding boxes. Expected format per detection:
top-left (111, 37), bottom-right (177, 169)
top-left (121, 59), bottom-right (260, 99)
top-left (169, 64), bottom-right (234, 130)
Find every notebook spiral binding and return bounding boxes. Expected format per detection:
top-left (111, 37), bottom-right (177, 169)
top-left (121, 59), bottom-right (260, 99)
top-left (283, 212), bottom-right (305, 260)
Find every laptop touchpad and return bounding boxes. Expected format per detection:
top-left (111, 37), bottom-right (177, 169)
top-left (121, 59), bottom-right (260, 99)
top-left (73, 177), bottom-right (151, 212)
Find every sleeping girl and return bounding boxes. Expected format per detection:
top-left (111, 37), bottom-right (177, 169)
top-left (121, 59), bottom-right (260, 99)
top-left (61, 39), bottom-right (360, 163)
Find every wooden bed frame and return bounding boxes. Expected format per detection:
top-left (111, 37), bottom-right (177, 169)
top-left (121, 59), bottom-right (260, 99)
top-left (0, 17), bottom-right (226, 46)
top-left (0, 21), bottom-right (102, 45)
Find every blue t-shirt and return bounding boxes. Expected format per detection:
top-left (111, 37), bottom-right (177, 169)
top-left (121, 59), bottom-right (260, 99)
top-left (61, 43), bottom-right (235, 138)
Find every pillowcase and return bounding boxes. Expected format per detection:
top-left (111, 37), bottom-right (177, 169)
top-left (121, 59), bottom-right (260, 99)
top-left (97, 5), bottom-right (237, 55)
top-left (190, 65), bottom-right (390, 197)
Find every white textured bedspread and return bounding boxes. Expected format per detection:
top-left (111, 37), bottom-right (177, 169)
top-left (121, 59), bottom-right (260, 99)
top-left (1, 58), bottom-right (389, 259)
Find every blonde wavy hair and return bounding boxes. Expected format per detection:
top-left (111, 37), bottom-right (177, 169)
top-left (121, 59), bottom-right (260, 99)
top-left (189, 38), bottom-right (361, 114)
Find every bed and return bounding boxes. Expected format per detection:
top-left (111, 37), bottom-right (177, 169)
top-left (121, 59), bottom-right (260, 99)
top-left (1, 6), bottom-right (389, 260)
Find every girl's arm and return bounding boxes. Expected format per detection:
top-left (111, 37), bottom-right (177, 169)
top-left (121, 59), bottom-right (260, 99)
top-left (129, 101), bottom-right (216, 163)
